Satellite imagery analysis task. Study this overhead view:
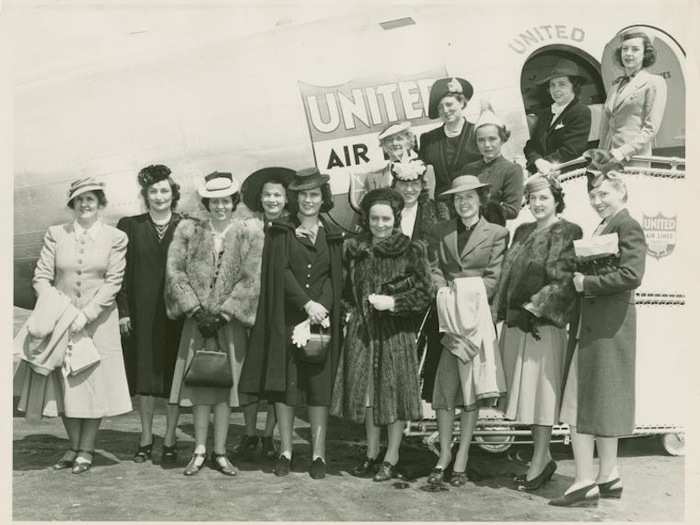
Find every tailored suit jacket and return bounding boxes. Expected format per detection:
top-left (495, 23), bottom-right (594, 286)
top-left (598, 69), bottom-right (667, 159)
top-left (428, 217), bottom-right (509, 304)
top-left (523, 99), bottom-right (592, 174)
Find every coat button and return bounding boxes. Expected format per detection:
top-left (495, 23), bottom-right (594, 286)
top-left (77, 270), bottom-right (82, 275)
top-left (76, 281), bottom-right (81, 286)
top-left (307, 274), bottom-right (311, 278)
top-left (76, 292), bottom-right (81, 298)
top-left (77, 259), bottom-right (83, 264)
top-left (307, 264), bottom-right (311, 269)
top-left (305, 284), bottom-right (310, 289)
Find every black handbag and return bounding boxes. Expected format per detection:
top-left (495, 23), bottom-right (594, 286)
top-left (296, 326), bottom-right (331, 364)
top-left (184, 338), bottom-right (233, 388)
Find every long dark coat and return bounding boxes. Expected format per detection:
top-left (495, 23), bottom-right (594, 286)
top-left (419, 121), bottom-right (481, 198)
top-left (331, 232), bottom-right (432, 425)
top-left (494, 219), bottom-right (582, 328)
top-left (567, 208), bottom-right (647, 436)
top-left (117, 213), bottom-right (183, 397)
top-left (239, 216), bottom-right (345, 407)
top-left (523, 99), bottom-right (592, 174)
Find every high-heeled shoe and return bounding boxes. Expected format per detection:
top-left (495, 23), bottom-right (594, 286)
top-left (373, 461), bottom-right (396, 482)
top-left (517, 460), bottom-right (557, 491)
top-left (71, 450), bottom-right (94, 475)
top-left (210, 453), bottom-right (239, 476)
top-left (52, 449), bottom-right (78, 470)
top-left (549, 483), bottom-right (600, 507)
top-left (351, 456), bottom-right (380, 478)
top-left (133, 442), bottom-right (153, 463)
top-left (161, 442), bottom-right (177, 467)
top-left (598, 478), bottom-right (623, 499)
top-left (183, 452), bottom-right (207, 476)
top-left (427, 466), bottom-right (448, 485)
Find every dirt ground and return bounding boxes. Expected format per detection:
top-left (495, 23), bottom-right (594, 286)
top-left (11, 309), bottom-right (685, 521)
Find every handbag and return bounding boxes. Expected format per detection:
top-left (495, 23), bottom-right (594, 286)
top-left (296, 325), bottom-right (331, 364)
top-left (184, 338), bottom-right (233, 388)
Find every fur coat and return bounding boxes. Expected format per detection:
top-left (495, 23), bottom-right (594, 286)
top-left (330, 231), bottom-right (432, 426)
top-left (165, 215), bottom-right (265, 327)
top-left (493, 219), bottom-right (583, 328)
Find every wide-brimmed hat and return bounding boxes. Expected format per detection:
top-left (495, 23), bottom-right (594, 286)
top-left (66, 177), bottom-right (106, 205)
top-left (242, 167), bottom-right (295, 212)
top-left (288, 167), bottom-right (330, 192)
top-left (537, 59), bottom-right (587, 85)
top-left (440, 175), bottom-right (489, 196)
top-left (197, 171), bottom-right (240, 199)
top-left (428, 77), bottom-right (474, 119)
top-left (377, 121), bottom-right (412, 142)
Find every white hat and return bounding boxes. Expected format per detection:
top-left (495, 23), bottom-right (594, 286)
top-left (475, 101), bottom-right (506, 129)
top-left (66, 177), bottom-right (106, 205)
top-left (377, 121), bottom-right (411, 142)
top-left (198, 172), bottom-right (240, 198)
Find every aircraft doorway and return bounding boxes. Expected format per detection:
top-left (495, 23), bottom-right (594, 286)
top-left (520, 45), bottom-right (606, 144)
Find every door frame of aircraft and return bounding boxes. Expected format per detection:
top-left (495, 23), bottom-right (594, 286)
top-left (519, 44), bottom-right (605, 144)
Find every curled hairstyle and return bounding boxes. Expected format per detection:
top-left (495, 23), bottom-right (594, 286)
top-left (476, 122), bottom-right (512, 143)
top-left (540, 75), bottom-right (584, 104)
top-left (359, 188), bottom-right (405, 232)
top-left (201, 193), bottom-right (241, 212)
top-left (286, 182), bottom-right (334, 214)
top-left (379, 129), bottom-right (417, 155)
top-left (138, 165), bottom-right (181, 210)
top-left (67, 189), bottom-right (108, 209)
top-left (614, 31), bottom-right (657, 68)
top-left (527, 184), bottom-right (566, 214)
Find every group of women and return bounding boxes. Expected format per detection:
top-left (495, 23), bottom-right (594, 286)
top-left (15, 29), bottom-right (665, 508)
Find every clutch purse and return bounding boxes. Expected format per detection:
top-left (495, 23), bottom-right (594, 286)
top-left (298, 328), bottom-right (331, 364)
top-left (184, 338), bottom-right (233, 388)
top-left (574, 233), bottom-right (620, 275)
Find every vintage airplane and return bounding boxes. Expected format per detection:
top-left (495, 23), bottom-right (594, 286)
top-left (9, 1), bottom-right (689, 454)
top-left (11, 3), bottom-right (687, 309)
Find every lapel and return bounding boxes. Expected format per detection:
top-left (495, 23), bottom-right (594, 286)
top-left (612, 70), bottom-right (649, 112)
top-left (546, 99), bottom-right (575, 135)
top-left (600, 208), bottom-right (629, 236)
top-left (443, 220), bottom-right (460, 264)
top-left (461, 217), bottom-right (489, 259)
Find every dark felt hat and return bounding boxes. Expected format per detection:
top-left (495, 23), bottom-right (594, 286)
top-left (137, 164), bottom-right (172, 189)
top-left (242, 167), bottom-right (295, 212)
top-left (537, 59), bottom-right (587, 85)
top-left (428, 77), bottom-right (474, 119)
top-left (288, 167), bottom-right (330, 191)
top-left (359, 187), bottom-right (405, 218)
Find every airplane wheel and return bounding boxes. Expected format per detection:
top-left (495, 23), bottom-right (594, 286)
top-left (661, 432), bottom-right (685, 456)
top-left (474, 426), bottom-right (516, 454)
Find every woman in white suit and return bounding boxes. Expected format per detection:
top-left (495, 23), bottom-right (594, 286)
top-left (598, 30), bottom-right (667, 164)
top-left (24, 177), bottom-right (131, 473)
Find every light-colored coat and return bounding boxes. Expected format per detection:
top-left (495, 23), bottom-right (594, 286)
top-left (16, 221), bottom-right (132, 418)
top-left (165, 216), bottom-right (264, 326)
top-left (598, 69), bottom-right (667, 159)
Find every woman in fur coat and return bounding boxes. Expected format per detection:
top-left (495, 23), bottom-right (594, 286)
top-left (331, 188), bottom-right (433, 482)
top-left (165, 172), bottom-right (264, 477)
top-left (493, 173), bottom-right (582, 491)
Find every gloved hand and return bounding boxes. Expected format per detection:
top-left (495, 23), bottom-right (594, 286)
top-left (194, 309), bottom-right (219, 339)
top-left (513, 309), bottom-right (541, 341)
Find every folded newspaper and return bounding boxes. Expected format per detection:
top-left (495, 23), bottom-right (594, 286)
top-left (573, 233), bottom-right (619, 260)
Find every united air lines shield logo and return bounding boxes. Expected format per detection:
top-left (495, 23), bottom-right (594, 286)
top-left (642, 213), bottom-right (677, 260)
